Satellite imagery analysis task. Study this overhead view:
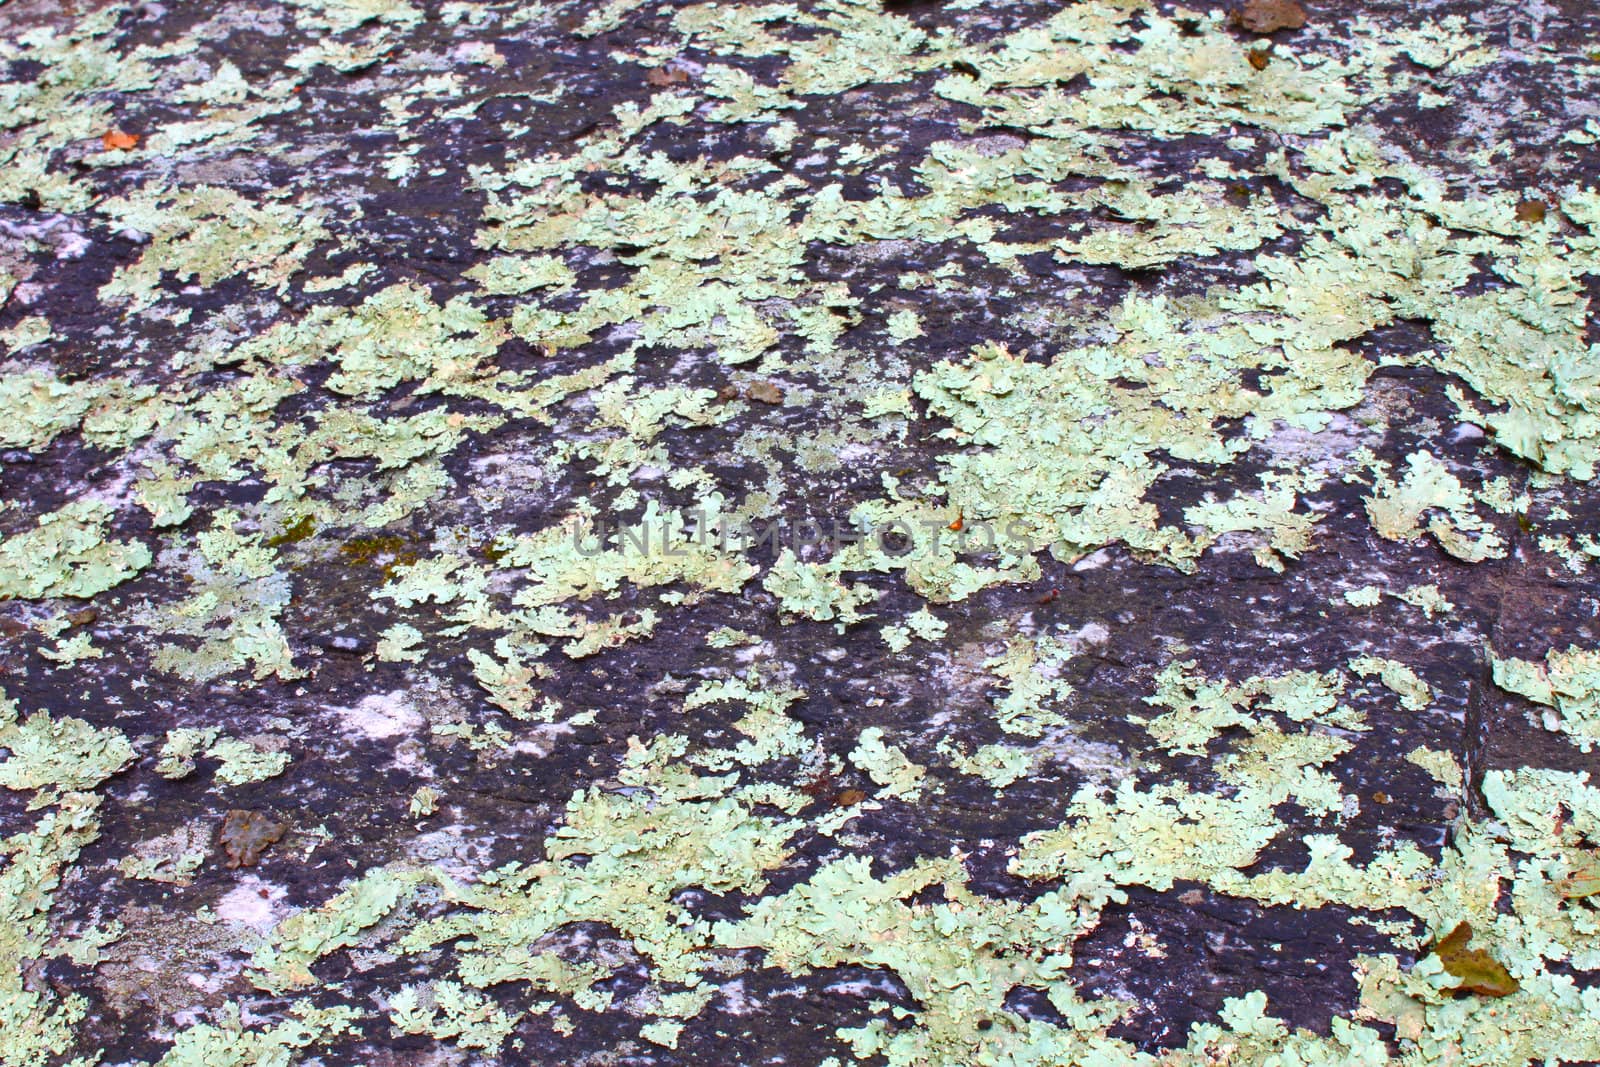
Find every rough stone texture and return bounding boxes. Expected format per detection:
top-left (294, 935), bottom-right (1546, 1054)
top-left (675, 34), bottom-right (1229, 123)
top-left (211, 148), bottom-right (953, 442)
top-left (1, 0), bottom-right (1599, 1065)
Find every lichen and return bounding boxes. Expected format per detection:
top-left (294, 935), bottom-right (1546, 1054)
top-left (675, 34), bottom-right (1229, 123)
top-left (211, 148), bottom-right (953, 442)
top-left (155, 1003), bottom-right (360, 1067)
top-left (0, 501), bottom-right (151, 601)
top-left (97, 186), bottom-right (328, 310)
top-left (2, 0), bottom-right (1599, 1062)
top-left (1493, 645), bottom-right (1600, 752)
top-left (250, 867), bottom-right (422, 994)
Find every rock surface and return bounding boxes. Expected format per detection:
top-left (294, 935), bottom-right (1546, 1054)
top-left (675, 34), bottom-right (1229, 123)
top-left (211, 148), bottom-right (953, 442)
top-left (2, 0), bottom-right (1599, 1064)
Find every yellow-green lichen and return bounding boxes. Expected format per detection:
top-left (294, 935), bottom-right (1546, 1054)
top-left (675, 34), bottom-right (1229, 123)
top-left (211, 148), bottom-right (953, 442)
top-left (1493, 645), bottom-right (1600, 752)
top-left (0, 501), bottom-right (151, 601)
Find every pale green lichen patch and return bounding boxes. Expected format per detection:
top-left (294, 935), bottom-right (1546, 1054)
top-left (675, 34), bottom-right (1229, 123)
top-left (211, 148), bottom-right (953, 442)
top-left (250, 867), bottom-right (423, 993)
top-left (983, 634), bottom-right (1074, 737)
top-left (715, 854), bottom-right (1132, 1067)
top-left (387, 979), bottom-right (517, 1053)
top-left (0, 368), bottom-right (95, 452)
top-left (0, 793), bottom-right (110, 1066)
top-left (943, 740), bottom-right (1034, 792)
top-left (3, 0), bottom-right (1600, 1062)
top-left (1364, 452), bottom-right (1508, 563)
top-left (0, 689), bottom-right (133, 805)
top-left (848, 727), bottom-right (925, 801)
top-left (1493, 646), bottom-right (1600, 752)
top-left (1350, 654), bottom-right (1434, 712)
top-left (1140, 661), bottom-right (1359, 757)
top-left (764, 548), bottom-right (877, 624)
top-left (117, 822), bottom-right (210, 886)
top-left (97, 186), bottom-right (328, 310)
top-left (155, 1003), bottom-right (360, 1067)
top-left (156, 728), bottom-right (290, 785)
top-left (392, 734), bottom-right (802, 1014)
top-left (406, 785), bottom-right (438, 818)
top-left (1, 687), bottom-right (132, 1064)
top-left (144, 510), bottom-right (303, 683)
top-left (0, 501), bottom-right (151, 601)
top-left (463, 254), bottom-right (575, 295)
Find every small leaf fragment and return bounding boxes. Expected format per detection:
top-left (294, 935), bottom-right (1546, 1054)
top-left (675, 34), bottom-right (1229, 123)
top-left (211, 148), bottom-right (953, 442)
top-left (219, 808), bottom-right (288, 869)
top-left (1556, 854), bottom-right (1600, 899)
top-left (1432, 921), bottom-right (1520, 997)
top-left (646, 65), bottom-right (690, 87)
top-left (745, 381), bottom-right (784, 405)
top-left (1233, 0), bottom-right (1307, 33)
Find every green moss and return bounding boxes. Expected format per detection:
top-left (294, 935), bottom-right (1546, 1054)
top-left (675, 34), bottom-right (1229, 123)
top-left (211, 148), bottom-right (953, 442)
top-left (265, 515), bottom-right (318, 547)
top-left (339, 534), bottom-right (420, 577)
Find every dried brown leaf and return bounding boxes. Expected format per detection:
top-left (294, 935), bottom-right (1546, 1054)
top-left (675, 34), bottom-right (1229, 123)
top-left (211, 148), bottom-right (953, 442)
top-left (219, 809), bottom-right (287, 869)
top-left (1432, 921), bottom-right (1520, 997)
top-left (1233, 0), bottom-right (1307, 34)
top-left (744, 382), bottom-right (785, 405)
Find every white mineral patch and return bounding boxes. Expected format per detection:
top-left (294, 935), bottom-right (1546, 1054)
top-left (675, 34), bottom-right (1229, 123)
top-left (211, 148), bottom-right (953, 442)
top-left (216, 877), bottom-right (286, 934)
top-left (332, 690), bottom-right (424, 740)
